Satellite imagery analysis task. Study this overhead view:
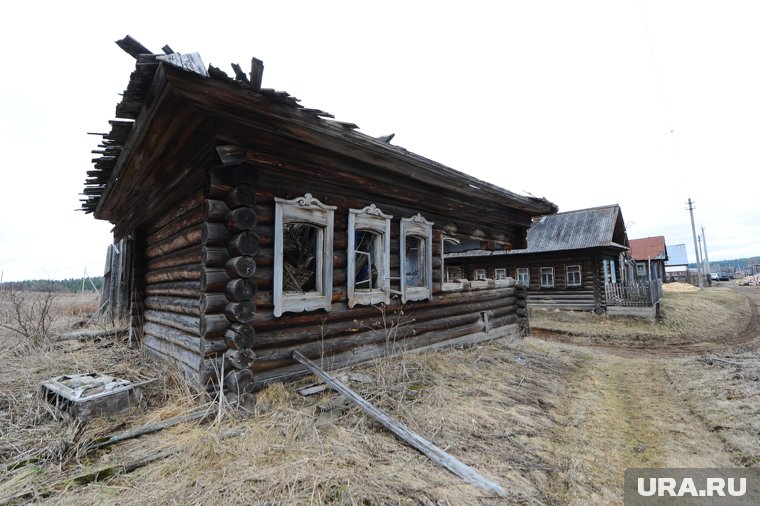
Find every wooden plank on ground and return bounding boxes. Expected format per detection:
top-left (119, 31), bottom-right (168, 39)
top-left (292, 351), bottom-right (507, 498)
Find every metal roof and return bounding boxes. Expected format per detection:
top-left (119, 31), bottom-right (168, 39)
top-left (665, 243), bottom-right (689, 265)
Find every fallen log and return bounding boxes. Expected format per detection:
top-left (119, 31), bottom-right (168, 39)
top-left (56, 327), bottom-right (129, 342)
top-left (292, 351), bottom-right (507, 498)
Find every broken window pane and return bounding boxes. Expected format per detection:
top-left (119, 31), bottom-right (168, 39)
top-left (354, 230), bottom-right (380, 291)
top-left (282, 223), bottom-right (319, 293)
top-left (405, 235), bottom-right (426, 287)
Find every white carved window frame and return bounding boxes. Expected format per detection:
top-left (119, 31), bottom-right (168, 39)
top-left (347, 204), bottom-right (393, 308)
top-left (400, 214), bottom-right (434, 303)
top-left (494, 268), bottom-right (507, 280)
top-left (273, 194), bottom-right (336, 317)
top-left (474, 269), bottom-right (487, 281)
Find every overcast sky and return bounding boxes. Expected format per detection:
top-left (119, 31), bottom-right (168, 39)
top-left (1, 1), bottom-right (758, 282)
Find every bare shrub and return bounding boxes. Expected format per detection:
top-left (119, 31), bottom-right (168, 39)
top-left (0, 286), bottom-right (58, 346)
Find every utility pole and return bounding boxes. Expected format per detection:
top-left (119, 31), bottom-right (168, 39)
top-left (701, 226), bottom-right (711, 276)
top-left (687, 198), bottom-right (703, 289)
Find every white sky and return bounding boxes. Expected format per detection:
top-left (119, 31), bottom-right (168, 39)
top-left (1, 1), bottom-right (758, 282)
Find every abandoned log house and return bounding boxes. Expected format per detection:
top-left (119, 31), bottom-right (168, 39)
top-left (83, 36), bottom-right (558, 394)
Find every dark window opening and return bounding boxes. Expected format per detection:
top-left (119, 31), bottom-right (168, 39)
top-left (282, 223), bottom-right (319, 293)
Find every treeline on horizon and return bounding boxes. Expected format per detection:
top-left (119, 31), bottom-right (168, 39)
top-left (0, 277), bottom-right (104, 293)
top-left (688, 256), bottom-right (759, 272)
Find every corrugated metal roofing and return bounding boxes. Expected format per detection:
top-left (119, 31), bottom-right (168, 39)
top-left (665, 244), bottom-right (689, 265)
top-left (629, 236), bottom-right (668, 261)
top-left (512, 204), bottom-right (627, 254)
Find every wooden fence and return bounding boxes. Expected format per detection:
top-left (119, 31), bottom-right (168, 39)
top-left (604, 279), bottom-right (662, 307)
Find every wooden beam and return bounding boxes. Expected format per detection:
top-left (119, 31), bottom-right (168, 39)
top-left (292, 351), bottom-right (507, 498)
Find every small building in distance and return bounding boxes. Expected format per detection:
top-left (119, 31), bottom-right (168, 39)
top-left (629, 236), bottom-right (668, 281)
top-left (664, 243), bottom-right (689, 283)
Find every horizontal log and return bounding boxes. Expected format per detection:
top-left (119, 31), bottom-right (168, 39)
top-left (144, 296), bottom-right (201, 316)
top-left (224, 324), bottom-right (256, 350)
top-left (200, 313), bottom-right (231, 339)
top-left (144, 309), bottom-right (200, 337)
top-left (202, 222), bottom-right (231, 247)
top-left (143, 334), bottom-right (202, 374)
top-left (225, 256), bottom-right (256, 278)
top-left (225, 184), bottom-right (257, 209)
top-left (207, 166), bottom-right (258, 199)
top-left (200, 293), bottom-right (229, 314)
top-left (201, 268), bottom-right (231, 292)
top-left (146, 205), bottom-right (205, 246)
top-left (146, 245), bottom-right (202, 271)
top-left (143, 321), bottom-right (226, 356)
top-left (202, 246), bottom-right (231, 268)
top-left (205, 199), bottom-right (231, 222)
top-left (144, 281), bottom-right (201, 298)
top-left (144, 264), bottom-right (202, 285)
top-left (146, 225), bottom-right (202, 259)
top-left (148, 193), bottom-right (205, 234)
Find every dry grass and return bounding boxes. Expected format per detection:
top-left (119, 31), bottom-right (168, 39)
top-left (1, 287), bottom-right (758, 505)
top-left (529, 287), bottom-right (749, 347)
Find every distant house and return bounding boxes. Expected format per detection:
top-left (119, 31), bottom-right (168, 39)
top-left (665, 243), bottom-right (689, 282)
top-left (629, 236), bottom-right (668, 281)
top-left (444, 205), bottom-right (635, 313)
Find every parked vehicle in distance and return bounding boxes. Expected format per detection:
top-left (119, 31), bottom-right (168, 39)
top-left (710, 272), bottom-right (719, 281)
top-left (719, 272), bottom-right (731, 281)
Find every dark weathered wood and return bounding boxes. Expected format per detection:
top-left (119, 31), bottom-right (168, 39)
top-left (145, 281), bottom-right (201, 298)
top-left (205, 199), bottom-right (231, 221)
top-left (206, 166), bottom-right (258, 198)
top-left (56, 327), bottom-right (129, 342)
top-left (201, 268), bottom-right (230, 292)
top-left (143, 321), bottom-right (226, 355)
top-left (200, 293), bottom-right (229, 314)
top-left (149, 193), bottom-right (205, 233)
top-left (201, 246), bottom-right (231, 268)
top-left (144, 264), bottom-right (201, 284)
top-left (225, 256), bottom-right (256, 278)
top-left (224, 207), bottom-right (258, 232)
top-left (250, 57), bottom-right (264, 91)
top-left (202, 222), bottom-right (231, 247)
top-left (146, 225), bottom-right (202, 259)
top-left (227, 231), bottom-right (260, 256)
top-left (225, 301), bottom-right (255, 323)
top-left (200, 313), bottom-right (231, 339)
top-left (225, 184), bottom-right (256, 208)
top-left (292, 351), bottom-right (507, 497)
top-left (144, 295), bottom-right (200, 316)
top-left (224, 348), bottom-right (256, 370)
top-left (146, 205), bottom-right (205, 246)
top-left (224, 324), bottom-right (255, 349)
top-left (146, 245), bottom-right (201, 271)
top-left (225, 278), bottom-right (257, 301)
top-left (224, 368), bottom-right (255, 393)
top-left (88, 407), bottom-right (211, 451)
top-left (144, 309), bottom-right (201, 336)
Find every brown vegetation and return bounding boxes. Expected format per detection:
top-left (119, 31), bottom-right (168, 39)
top-left (1, 286), bottom-right (758, 505)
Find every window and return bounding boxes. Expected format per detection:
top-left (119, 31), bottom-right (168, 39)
top-left (400, 214), bottom-right (434, 303)
top-left (475, 269), bottom-right (487, 281)
top-left (494, 268), bottom-right (507, 280)
top-left (273, 194), bottom-right (336, 317)
top-left (636, 263), bottom-right (647, 278)
top-left (516, 268), bottom-right (529, 286)
top-left (347, 204), bottom-right (392, 307)
top-left (540, 267), bottom-right (555, 288)
top-left (566, 265), bottom-right (582, 287)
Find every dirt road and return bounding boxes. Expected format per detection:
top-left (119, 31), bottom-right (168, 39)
top-left (534, 286), bottom-right (760, 504)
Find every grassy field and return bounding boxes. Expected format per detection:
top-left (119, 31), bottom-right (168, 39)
top-left (0, 286), bottom-right (758, 505)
